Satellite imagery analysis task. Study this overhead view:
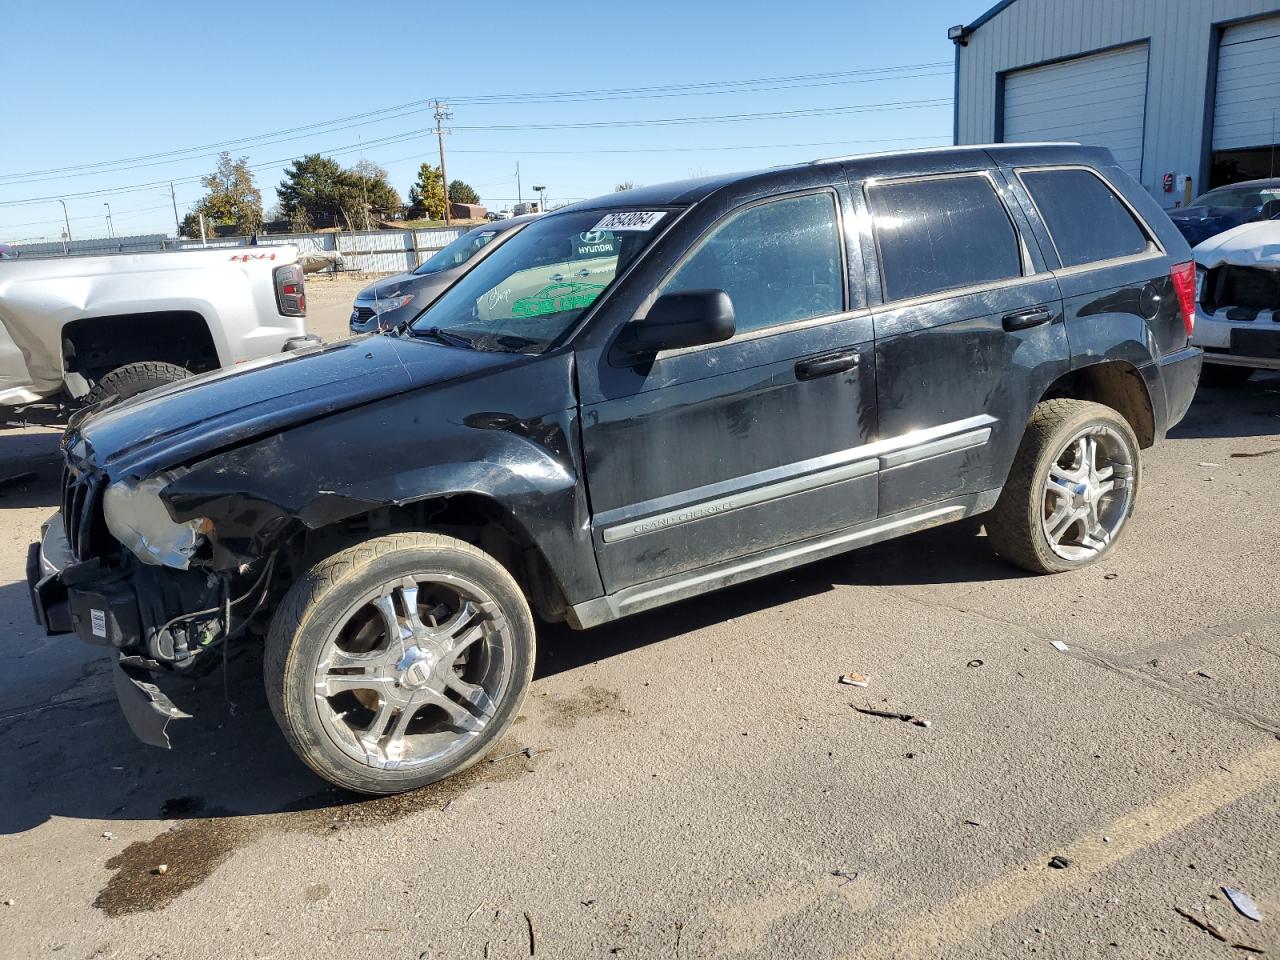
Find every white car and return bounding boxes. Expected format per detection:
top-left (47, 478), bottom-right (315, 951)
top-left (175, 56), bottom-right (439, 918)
top-left (1191, 220), bottom-right (1280, 387)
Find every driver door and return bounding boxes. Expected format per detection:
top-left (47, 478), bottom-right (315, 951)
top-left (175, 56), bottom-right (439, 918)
top-left (576, 186), bottom-right (879, 596)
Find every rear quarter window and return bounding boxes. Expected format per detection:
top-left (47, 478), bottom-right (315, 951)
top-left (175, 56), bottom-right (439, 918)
top-left (1019, 169), bottom-right (1150, 268)
top-left (867, 175), bottom-right (1024, 302)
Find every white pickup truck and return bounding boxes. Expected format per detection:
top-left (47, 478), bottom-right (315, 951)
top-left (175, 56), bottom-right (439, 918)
top-left (0, 245), bottom-right (317, 406)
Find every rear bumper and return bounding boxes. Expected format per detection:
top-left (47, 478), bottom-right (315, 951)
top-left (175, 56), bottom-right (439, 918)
top-left (1155, 346), bottom-right (1202, 433)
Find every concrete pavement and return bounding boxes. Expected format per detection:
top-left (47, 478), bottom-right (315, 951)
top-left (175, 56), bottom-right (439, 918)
top-left (0, 373), bottom-right (1276, 959)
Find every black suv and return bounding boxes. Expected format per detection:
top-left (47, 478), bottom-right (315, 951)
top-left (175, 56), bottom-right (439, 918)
top-left (28, 144), bottom-right (1201, 794)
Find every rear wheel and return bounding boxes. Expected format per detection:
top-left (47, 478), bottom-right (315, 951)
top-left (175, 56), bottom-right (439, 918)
top-left (1199, 364), bottom-right (1253, 388)
top-left (265, 532), bottom-right (535, 795)
top-left (83, 360), bottom-right (190, 403)
top-left (986, 399), bottom-right (1140, 574)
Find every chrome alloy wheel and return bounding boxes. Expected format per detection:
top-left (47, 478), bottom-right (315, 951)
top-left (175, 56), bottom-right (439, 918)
top-left (1042, 425), bottom-right (1135, 562)
top-left (313, 574), bottom-right (513, 770)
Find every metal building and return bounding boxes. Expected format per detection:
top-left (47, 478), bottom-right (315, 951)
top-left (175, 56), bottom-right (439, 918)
top-left (951, 0), bottom-right (1280, 208)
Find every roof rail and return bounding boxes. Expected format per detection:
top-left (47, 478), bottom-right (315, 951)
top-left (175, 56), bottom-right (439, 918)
top-left (810, 141), bottom-right (1082, 165)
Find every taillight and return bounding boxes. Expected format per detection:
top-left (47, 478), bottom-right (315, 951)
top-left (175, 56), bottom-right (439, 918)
top-left (1170, 260), bottom-right (1196, 337)
top-left (273, 263), bottom-right (306, 317)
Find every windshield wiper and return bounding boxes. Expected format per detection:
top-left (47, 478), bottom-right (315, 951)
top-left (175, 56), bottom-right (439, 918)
top-left (408, 325), bottom-right (475, 349)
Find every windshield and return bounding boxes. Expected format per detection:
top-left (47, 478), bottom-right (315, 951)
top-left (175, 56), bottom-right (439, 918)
top-left (413, 227), bottom-right (504, 275)
top-left (1190, 185), bottom-right (1280, 209)
top-left (409, 209), bottom-right (667, 352)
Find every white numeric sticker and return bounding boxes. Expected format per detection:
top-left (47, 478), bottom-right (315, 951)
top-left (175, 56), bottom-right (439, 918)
top-left (591, 211), bottom-right (665, 232)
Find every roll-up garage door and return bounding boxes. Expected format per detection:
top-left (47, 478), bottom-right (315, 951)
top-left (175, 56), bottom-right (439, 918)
top-left (1001, 44), bottom-right (1148, 180)
top-left (1213, 16), bottom-right (1280, 152)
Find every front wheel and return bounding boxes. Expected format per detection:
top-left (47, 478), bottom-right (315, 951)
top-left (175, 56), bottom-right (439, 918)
top-left (986, 399), bottom-right (1141, 574)
top-left (83, 361), bottom-right (190, 403)
top-left (265, 532), bottom-right (535, 794)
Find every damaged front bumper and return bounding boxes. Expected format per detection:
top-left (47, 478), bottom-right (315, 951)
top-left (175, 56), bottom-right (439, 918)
top-left (27, 512), bottom-right (193, 748)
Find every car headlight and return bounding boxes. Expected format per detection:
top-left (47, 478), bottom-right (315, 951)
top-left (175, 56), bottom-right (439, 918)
top-left (103, 474), bottom-right (211, 569)
top-left (1194, 265), bottom-right (1205, 305)
top-left (368, 294), bottom-right (415, 315)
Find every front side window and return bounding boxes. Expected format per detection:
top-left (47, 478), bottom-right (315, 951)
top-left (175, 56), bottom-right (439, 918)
top-left (410, 210), bottom-right (664, 352)
top-left (1020, 169), bottom-right (1150, 268)
top-left (414, 228), bottom-right (501, 275)
top-left (661, 192), bottom-right (844, 335)
top-left (867, 175), bottom-right (1023, 303)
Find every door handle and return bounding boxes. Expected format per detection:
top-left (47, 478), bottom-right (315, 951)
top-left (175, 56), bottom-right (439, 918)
top-left (1002, 306), bottom-right (1053, 331)
top-left (795, 349), bottom-right (859, 380)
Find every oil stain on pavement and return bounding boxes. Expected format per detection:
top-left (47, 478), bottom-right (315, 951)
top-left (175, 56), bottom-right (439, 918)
top-left (92, 685), bottom-right (625, 917)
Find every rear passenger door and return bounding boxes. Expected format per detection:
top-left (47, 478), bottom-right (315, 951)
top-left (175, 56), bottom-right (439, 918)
top-left (860, 169), bottom-right (1070, 516)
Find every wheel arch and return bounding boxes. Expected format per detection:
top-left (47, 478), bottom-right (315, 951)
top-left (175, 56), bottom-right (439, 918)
top-left (293, 492), bottom-right (572, 624)
top-left (1036, 359), bottom-right (1156, 449)
top-left (62, 310), bottom-right (219, 382)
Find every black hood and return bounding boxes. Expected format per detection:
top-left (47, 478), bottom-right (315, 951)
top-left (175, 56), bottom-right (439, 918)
top-left (71, 335), bottom-right (526, 479)
top-left (1168, 206), bottom-right (1255, 246)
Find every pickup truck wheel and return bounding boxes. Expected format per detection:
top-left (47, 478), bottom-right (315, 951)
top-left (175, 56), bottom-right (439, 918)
top-left (83, 361), bottom-right (190, 403)
top-left (264, 532), bottom-right (535, 795)
top-left (986, 399), bottom-right (1140, 575)
top-left (1199, 364), bottom-right (1253, 388)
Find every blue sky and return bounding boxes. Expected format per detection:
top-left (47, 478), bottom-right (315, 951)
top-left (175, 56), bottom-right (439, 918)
top-left (0, 0), bottom-right (988, 242)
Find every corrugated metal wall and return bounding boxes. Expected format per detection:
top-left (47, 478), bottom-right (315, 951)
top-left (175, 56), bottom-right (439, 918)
top-left (955, 0), bottom-right (1280, 206)
top-left (8, 226), bottom-right (468, 275)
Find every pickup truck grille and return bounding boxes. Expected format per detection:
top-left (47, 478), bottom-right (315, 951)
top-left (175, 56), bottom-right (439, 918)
top-left (1202, 265), bottom-right (1280, 318)
top-left (61, 464), bottom-right (109, 561)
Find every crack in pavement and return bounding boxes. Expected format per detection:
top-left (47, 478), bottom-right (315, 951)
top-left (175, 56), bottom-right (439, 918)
top-left (874, 585), bottom-right (1280, 737)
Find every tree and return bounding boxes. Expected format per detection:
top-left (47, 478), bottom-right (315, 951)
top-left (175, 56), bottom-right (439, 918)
top-left (277, 155), bottom-right (403, 230)
top-left (277, 154), bottom-right (349, 229)
top-left (187, 152), bottom-right (263, 236)
top-left (348, 160), bottom-right (402, 225)
top-left (448, 179), bottom-right (480, 206)
top-left (408, 162), bottom-right (447, 220)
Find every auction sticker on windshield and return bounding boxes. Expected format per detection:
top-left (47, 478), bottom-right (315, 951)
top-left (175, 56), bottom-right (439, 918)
top-left (592, 211), bottom-right (665, 231)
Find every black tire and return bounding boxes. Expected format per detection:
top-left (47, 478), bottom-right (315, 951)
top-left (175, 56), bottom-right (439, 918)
top-left (1199, 364), bottom-right (1253, 388)
top-left (84, 361), bottom-right (190, 403)
top-left (264, 532), bottom-right (535, 795)
top-left (986, 399), bottom-right (1141, 575)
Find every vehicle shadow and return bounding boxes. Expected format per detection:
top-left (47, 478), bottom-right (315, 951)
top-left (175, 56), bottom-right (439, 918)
top-left (1169, 371), bottom-right (1280, 441)
top-left (0, 516), bottom-right (1012, 837)
top-left (534, 516), bottom-right (1019, 679)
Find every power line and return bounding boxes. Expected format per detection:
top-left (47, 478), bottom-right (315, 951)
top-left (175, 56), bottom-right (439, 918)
top-left (0, 96), bottom-right (949, 207)
top-left (0, 59), bottom-right (950, 185)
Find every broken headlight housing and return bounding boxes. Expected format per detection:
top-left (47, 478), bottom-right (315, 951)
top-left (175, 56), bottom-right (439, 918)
top-left (103, 474), bottom-right (212, 570)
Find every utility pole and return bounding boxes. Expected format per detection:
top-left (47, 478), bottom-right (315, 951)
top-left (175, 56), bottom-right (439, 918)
top-left (170, 182), bottom-right (181, 237)
top-left (533, 184), bottom-right (547, 212)
top-left (56, 199), bottom-right (72, 242)
top-left (103, 202), bottom-right (114, 238)
top-left (433, 99), bottom-right (453, 226)
top-left (516, 162), bottom-right (522, 205)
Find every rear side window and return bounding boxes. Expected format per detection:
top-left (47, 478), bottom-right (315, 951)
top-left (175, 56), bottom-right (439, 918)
top-left (662, 192), bottom-right (844, 335)
top-left (867, 175), bottom-right (1023, 302)
top-left (1020, 169), bottom-right (1150, 267)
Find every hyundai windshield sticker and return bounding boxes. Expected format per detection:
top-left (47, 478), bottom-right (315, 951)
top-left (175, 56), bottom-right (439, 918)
top-left (592, 211), bottom-right (665, 232)
top-left (576, 230), bottom-right (617, 257)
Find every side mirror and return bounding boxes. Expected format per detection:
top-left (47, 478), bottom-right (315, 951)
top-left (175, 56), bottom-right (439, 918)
top-left (622, 289), bottom-right (735, 354)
